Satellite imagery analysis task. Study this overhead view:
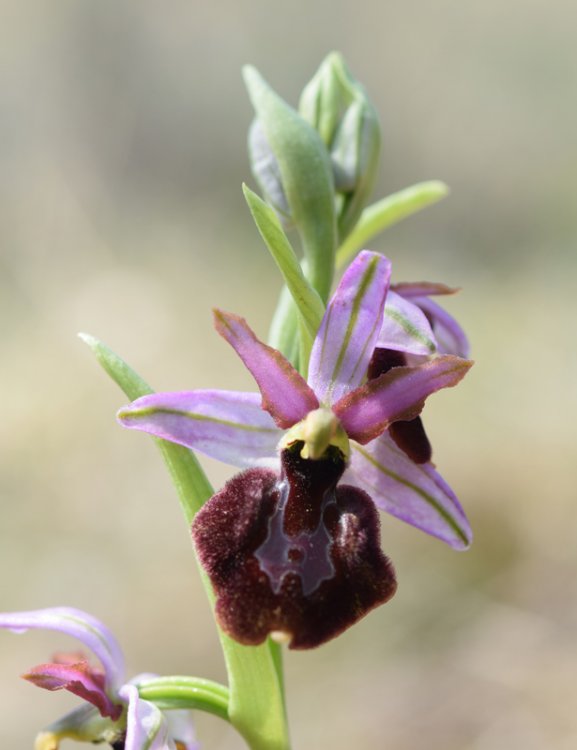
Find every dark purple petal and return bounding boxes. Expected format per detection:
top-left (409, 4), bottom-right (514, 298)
top-left (367, 348), bottom-right (432, 463)
top-left (412, 297), bottom-right (470, 358)
top-left (24, 659), bottom-right (122, 720)
top-left (366, 348), bottom-right (406, 379)
top-left (214, 310), bottom-right (318, 428)
top-left (308, 251), bottom-right (391, 405)
top-left (0, 608), bottom-right (125, 689)
top-left (344, 434), bottom-right (472, 549)
top-left (193, 447), bottom-right (396, 649)
top-left (333, 355), bottom-right (473, 444)
top-left (389, 417), bottom-right (432, 464)
top-left (118, 390), bottom-right (281, 468)
top-left (379, 290), bottom-right (437, 355)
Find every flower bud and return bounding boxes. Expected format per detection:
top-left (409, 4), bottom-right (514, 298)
top-left (247, 118), bottom-right (291, 225)
top-left (299, 52), bottom-right (381, 241)
top-left (244, 65), bottom-right (336, 302)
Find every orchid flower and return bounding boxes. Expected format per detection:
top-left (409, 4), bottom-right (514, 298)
top-left (362, 280), bottom-right (469, 466)
top-left (118, 251), bottom-right (472, 649)
top-left (0, 607), bottom-right (198, 750)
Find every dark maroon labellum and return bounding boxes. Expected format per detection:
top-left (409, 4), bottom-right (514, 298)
top-left (192, 444), bottom-right (396, 649)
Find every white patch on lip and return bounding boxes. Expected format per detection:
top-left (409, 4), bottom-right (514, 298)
top-left (270, 630), bottom-right (292, 645)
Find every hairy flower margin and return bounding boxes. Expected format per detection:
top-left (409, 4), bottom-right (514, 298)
top-left (118, 251), bottom-right (472, 648)
top-left (0, 608), bottom-right (198, 750)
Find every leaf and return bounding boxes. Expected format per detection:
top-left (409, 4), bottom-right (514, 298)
top-left (243, 184), bottom-right (325, 364)
top-left (78, 333), bottom-right (211, 523)
top-left (336, 180), bottom-right (449, 269)
top-left (244, 65), bottom-right (336, 302)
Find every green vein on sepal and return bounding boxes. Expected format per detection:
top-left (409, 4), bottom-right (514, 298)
top-left (80, 333), bottom-right (291, 750)
top-left (120, 405), bottom-right (279, 435)
top-left (353, 443), bottom-right (469, 547)
top-left (336, 181), bottom-right (449, 269)
top-left (384, 308), bottom-right (436, 353)
top-left (244, 183), bottom-right (324, 365)
top-left (330, 254), bottom-right (379, 386)
top-left (137, 677), bottom-right (230, 720)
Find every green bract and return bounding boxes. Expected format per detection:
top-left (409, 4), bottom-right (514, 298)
top-left (244, 65), bottom-right (337, 304)
top-left (336, 180), bottom-right (450, 269)
top-left (243, 184), bottom-right (325, 371)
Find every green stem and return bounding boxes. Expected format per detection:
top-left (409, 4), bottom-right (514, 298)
top-left (81, 334), bottom-right (291, 750)
top-left (225, 638), bottom-right (289, 750)
top-left (137, 677), bottom-right (230, 721)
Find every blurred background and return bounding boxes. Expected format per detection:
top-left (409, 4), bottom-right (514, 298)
top-left (1, 1), bottom-right (576, 748)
